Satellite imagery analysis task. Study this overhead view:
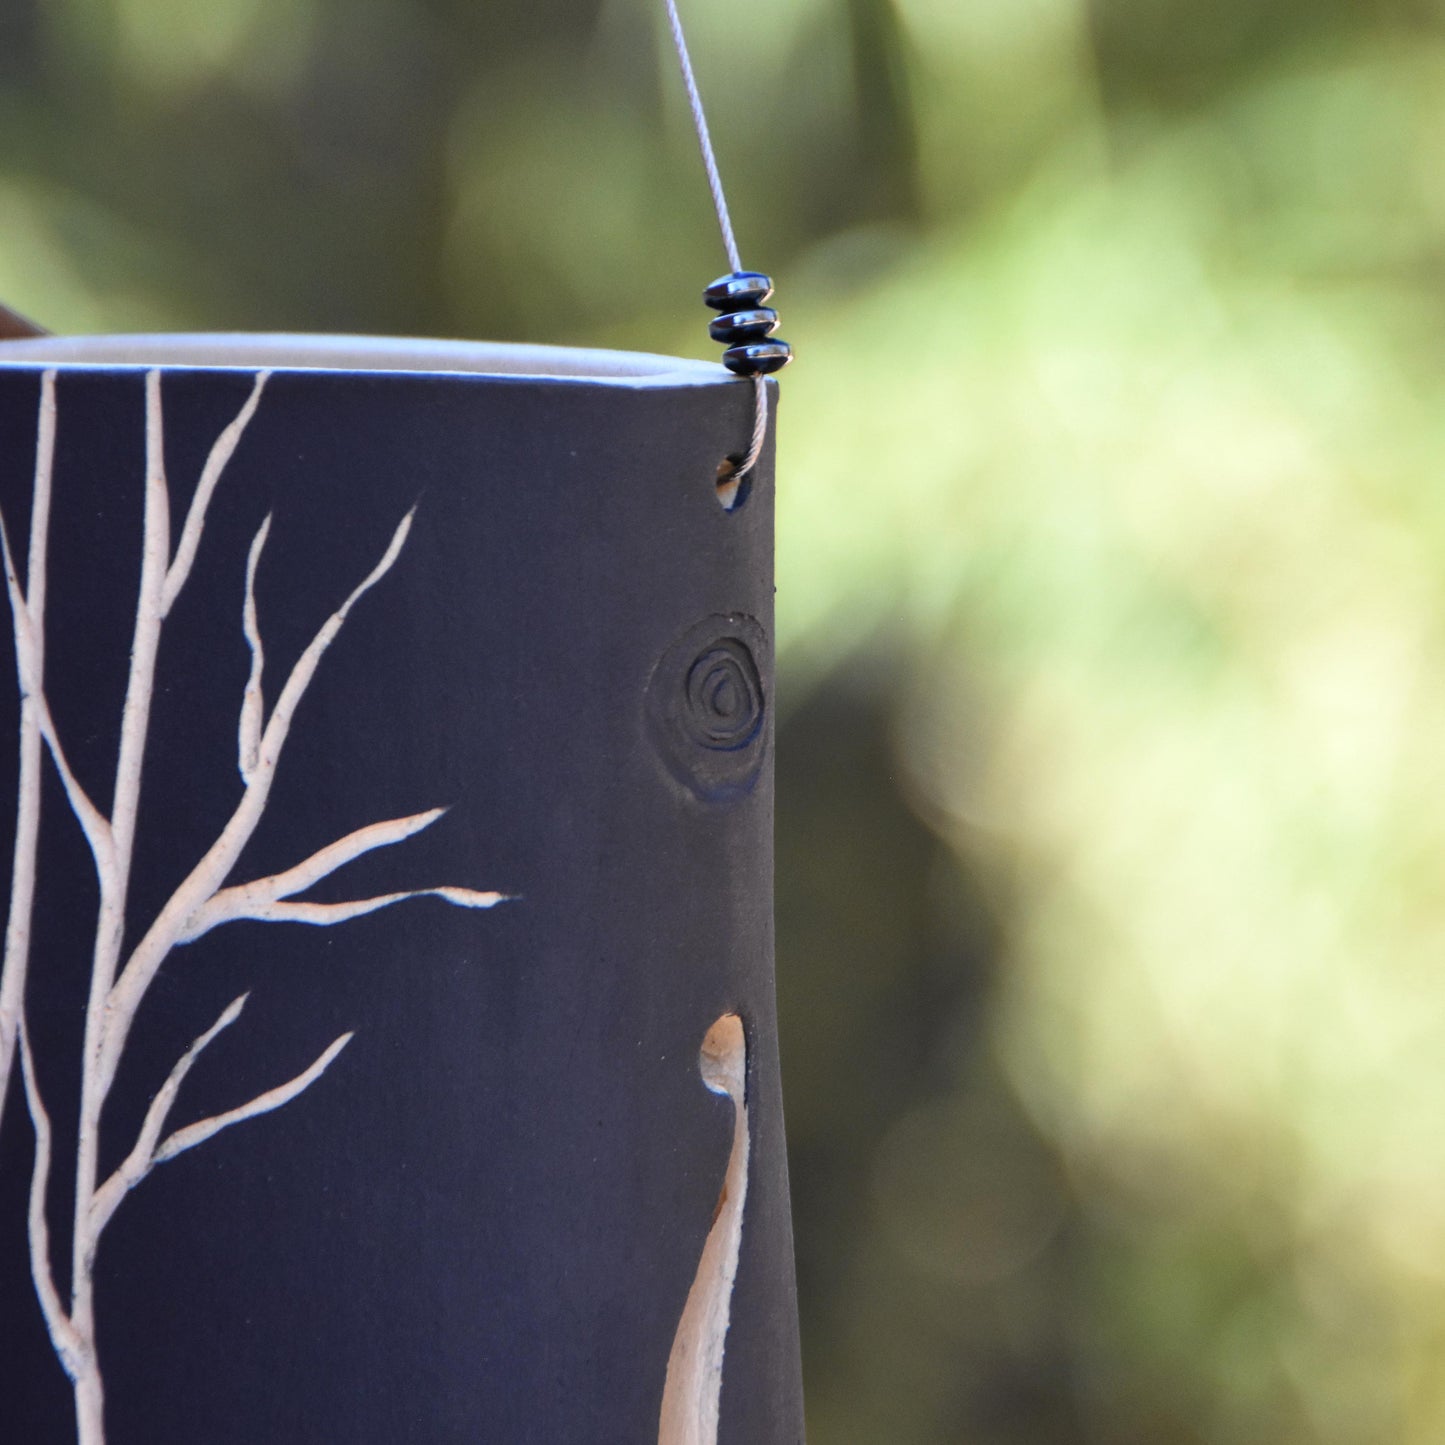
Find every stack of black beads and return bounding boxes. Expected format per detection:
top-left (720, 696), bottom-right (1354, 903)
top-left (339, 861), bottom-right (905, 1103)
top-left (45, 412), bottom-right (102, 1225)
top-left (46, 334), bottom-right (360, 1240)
top-left (705, 271), bottom-right (793, 376)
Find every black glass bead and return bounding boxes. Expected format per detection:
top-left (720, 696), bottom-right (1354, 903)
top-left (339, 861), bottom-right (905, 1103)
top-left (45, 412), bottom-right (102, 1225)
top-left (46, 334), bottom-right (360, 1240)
top-left (704, 271), bottom-right (774, 311)
top-left (722, 338), bottom-right (793, 376)
top-left (708, 307), bottom-right (779, 345)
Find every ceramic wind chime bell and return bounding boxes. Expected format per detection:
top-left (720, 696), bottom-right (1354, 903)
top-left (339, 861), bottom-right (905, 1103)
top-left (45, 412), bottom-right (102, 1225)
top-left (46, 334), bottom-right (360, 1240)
top-left (0, 6), bottom-right (803, 1442)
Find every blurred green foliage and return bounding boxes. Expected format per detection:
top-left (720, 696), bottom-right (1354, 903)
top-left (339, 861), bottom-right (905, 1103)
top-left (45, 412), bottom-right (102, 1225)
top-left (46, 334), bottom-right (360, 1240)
top-left (6, 0), bottom-right (1445, 1440)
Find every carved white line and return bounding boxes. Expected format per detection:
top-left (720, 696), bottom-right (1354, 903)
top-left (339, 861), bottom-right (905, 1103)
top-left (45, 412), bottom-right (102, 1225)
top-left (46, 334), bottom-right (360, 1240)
top-left (161, 371), bottom-right (268, 616)
top-left (658, 1013), bottom-right (749, 1445)
top-left (177, 810), bottom-right (507, 943)
top-left (0, 520), bottom-right (115, 876)
top-left (18, 1022), bottom-right (85, 1377)
top-left (97, 504), bottom-right (419, 1105)
top-left (238, 514), bottom-right (269, 782)
top-left (58, 373), bottom-right (183, 1444)
top-left (0, 372), bottom-right (506, 1445)
top-left (88, 993), bottom-right (250, 1240)
top-left (185, 886), bottom-right (508, 935)
top-left (152, 1029), bottom-right (353, 1164)
top-left (0, 370), bottom-right (56, 1140)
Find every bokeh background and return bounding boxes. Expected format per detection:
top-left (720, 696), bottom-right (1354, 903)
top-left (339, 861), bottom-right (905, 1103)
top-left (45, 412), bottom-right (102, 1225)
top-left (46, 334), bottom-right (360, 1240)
top-left (5, 0), bottom-right (1445, 1440)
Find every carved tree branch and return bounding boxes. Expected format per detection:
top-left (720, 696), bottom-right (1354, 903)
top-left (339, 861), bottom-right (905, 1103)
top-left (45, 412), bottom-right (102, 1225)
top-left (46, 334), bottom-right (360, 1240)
top-left (6, 372), bottom-right (504, 1445)
top-left (18, 1023), bottom-right (84, 1374)
top-left (62, 370), bottom-right (271, 1429)
top-left (0, 499), bottom-right (42, 665)
top-left (237, 516), bottom-right (269, 783)
top-left (187, 886), bottom-right (507, 934)
top-left (178, 810), bottom-right (506, 942)
top-left (97, 508), bottom-right (421, 1105)
top-left (162, 371), bottom-right (269, 615)
top-left (202, 810), bottom-right (446, 920)
top-left (0, 511), bottom-right (113, 874)
top-left (34, 699), bottom-right (115, 874)
top-left (68, 370), bottom-right (179, 1371)
top-left (0, 370), bottom-right (56, 1134)
top-left (153, 1032), bottom-right (353, 1165)
top-left (88, 994), bottom-right (248, 1241)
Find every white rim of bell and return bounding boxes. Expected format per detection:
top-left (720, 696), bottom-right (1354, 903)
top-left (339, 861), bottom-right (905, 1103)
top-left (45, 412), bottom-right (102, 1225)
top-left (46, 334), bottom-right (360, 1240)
top-left (0, 333), bottom-right (738, 387)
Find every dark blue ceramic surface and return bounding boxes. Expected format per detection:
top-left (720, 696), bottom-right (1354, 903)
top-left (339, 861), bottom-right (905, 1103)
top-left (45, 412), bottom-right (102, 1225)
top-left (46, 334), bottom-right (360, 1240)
top-left (0, 340), bottom-right (801, 1444)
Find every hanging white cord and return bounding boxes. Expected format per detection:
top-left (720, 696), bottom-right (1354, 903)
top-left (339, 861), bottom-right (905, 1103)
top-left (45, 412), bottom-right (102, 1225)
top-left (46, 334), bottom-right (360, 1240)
top-left (662, 0), bottom-right (741, 273)
top-left (662, 0), bottom-right (771, 486)
top-left (734, 371), bottom-right (769, 488)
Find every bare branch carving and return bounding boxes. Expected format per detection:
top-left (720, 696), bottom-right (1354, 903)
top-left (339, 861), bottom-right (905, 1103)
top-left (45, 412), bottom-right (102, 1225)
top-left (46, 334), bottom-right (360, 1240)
top-left (3, 372), bottom-right (503, 1445)
top-left (62, 371), bottom-right (188, 1442)
top-left (88, 994), bottom-right (248, 1240)
top-left (0, 511), bottom-right (116, 876)
top-left (190, 886), bottom-right (507, 932)
top-left (162, 370), bottom-right (269, 615)
top-left (36, 700), bottom-right (114, 874)
top-left (0, 371), bottom-right (62, 1146)
top-left (0, 531), bottom-right (114, 873)
top-left (153, 1031), bottom-right (353, 1165)
top-left (0, 502), bottom-right (41, 666)
top-left (18, 1024), bottom-right (83, 1375)
top-left (207, 809), bottom-right (446, 918)
top-left (99, 506), bottom-right (422, 1104)
top-left (238, 515), bottom-right (269, 783)
top-left (178, 810), bottom-right (507, 942)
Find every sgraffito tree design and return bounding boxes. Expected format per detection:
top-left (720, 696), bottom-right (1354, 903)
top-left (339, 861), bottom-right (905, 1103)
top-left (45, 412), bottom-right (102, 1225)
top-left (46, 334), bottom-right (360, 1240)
top-left (0, 369), bottom-right (506, 1444)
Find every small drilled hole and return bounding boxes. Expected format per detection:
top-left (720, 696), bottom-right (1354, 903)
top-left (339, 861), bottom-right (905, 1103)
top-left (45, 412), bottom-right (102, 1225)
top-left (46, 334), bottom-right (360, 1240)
top-left (715, 456), bottom-right (751, 512)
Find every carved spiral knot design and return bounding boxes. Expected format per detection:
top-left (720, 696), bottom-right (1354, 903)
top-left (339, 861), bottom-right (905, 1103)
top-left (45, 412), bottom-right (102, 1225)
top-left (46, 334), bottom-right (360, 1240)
top-left (648, 615), bottom-right (770, 803)
top-left (683, 641), bottom-right (763, 752)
